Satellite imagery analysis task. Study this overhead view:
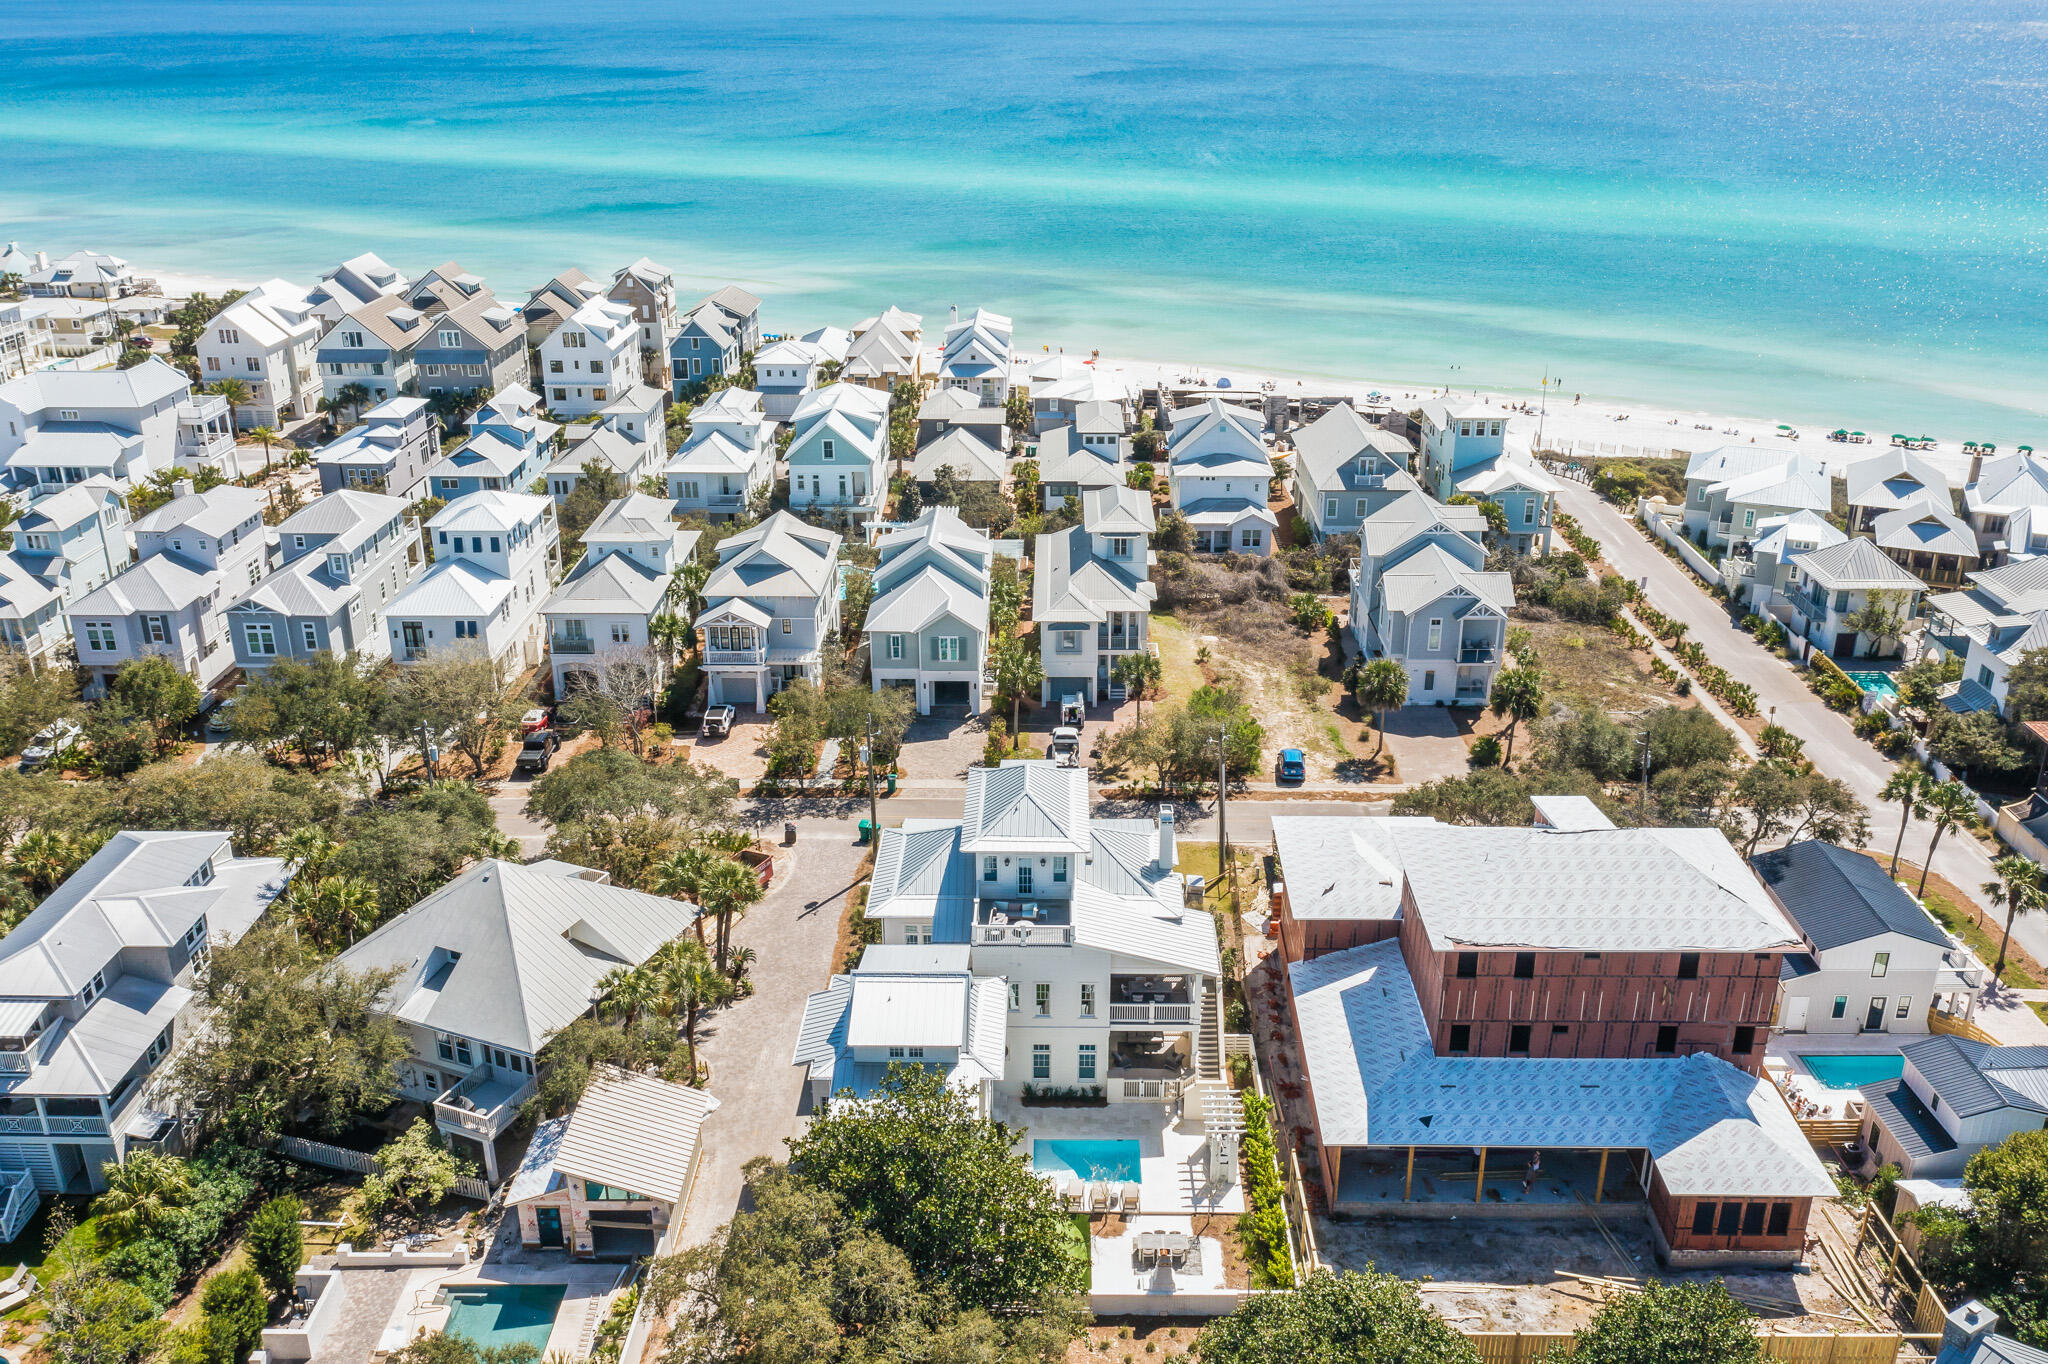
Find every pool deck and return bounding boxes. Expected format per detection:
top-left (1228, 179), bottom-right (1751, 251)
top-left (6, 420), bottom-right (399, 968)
top-left (1766, 1034), bottom-right (1910, 1119)
top-left (373, 1262), bottom-right (630, 1358)
top-left (994, 1096), bottom-right (1245, 1216)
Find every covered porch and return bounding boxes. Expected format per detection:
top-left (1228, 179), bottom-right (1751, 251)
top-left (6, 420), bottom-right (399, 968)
top-left (1328, 1144), bottom-right (1648, 1215)
top-left (434, 1063), bottom-right (537, 1183)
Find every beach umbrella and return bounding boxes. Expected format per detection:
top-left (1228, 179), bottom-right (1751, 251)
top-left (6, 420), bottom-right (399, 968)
top-left (1892, 433), bottom-right (1908, 441)
top-left (2022, 445), bottom-right (2035, 454)
top-left (1777, 424), bottom-right (1793, 431)
top-left (1851, 431), bottom-right (1865, 437)
top-left (1832, 428), bottom-right (1848, 437)
top-left (1983, 444), bottom-right (1996, 453)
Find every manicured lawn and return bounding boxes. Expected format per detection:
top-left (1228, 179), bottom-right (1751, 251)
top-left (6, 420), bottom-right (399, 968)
top-left (1061, 1213), bottom-right (1092, 1287)
top-left (2, 1199), bottom-right (102, 1324)
top-left (1923, 889), bottom-right (2039, 989)
top-left (1176, 845), bottom-right (1256, 916)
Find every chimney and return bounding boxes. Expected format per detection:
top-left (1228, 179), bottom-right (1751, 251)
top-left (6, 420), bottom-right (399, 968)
top-left (1943, 1302), bottom-right (1998, 1359)
top-left (173, 478), bottom-right (196, 499)
top-left (1969, 452), bottom-right (1984, 486)
top-left (1156, 807), bottom-right (1177, 872)
top-left (34, 251), bottom-right (48, 271)
top-left (949, 304), bottom-right (959, 326)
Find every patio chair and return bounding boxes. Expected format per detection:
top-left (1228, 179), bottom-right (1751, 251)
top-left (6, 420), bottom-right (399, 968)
top-left (1065, 1175), bottom-right (1085, 1209)
top-left (1104, 1182), bottom-right (1124, 1214)
top-left (1120, 1181), bottom-right (1141, 1212)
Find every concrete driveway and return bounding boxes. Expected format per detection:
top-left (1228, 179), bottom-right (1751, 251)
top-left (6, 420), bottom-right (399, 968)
top-left (1381, 706), bottom-right (1469, 784)
top-left (1553, 478), bottom-right (2048, 979)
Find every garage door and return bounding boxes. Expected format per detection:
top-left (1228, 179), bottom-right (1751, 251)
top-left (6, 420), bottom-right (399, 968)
top-left (714, 675), bottom-right (759, 709)
top-left (1047, 678), bottom-right (1092, 705)
top-left (590, 1225), bottom-right (657, 1260)
top-left (932, 680), bottom-right (971, 707)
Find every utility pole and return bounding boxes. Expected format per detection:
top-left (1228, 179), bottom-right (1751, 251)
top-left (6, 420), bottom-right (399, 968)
top-left (863, 709), bottom-right (879, 834)
top-left (1638, 731), bottom-right (1652, 823)
top-left (1216, 721), bottom-right (1230, 910)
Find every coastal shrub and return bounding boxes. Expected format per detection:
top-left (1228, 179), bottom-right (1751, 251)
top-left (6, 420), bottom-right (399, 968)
top-left (1853, 711), bottom-right (1891, 740)
top-left (1237, 1093), bottom-right (1294, 1287)
top-left (1469, 735), bottom-right (1503, 768)
top-left (96, 1142), bottom-right (270, 1311)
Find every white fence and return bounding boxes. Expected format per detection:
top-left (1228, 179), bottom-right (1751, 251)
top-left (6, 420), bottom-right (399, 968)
top-left (271, 1134), bottom-right (492, 1201)
top-left (1088, 1290), bottom-right (1262, 1316)
top-left (1637, 501), bottom-right (1724, 585)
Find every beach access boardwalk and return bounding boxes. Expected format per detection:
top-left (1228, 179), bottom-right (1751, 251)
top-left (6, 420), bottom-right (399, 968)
top-left (1551, 476), bottom-right (2048, 1044)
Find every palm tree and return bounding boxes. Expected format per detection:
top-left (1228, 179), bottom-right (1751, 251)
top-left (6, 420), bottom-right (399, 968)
top-left (9, 829), bottom-right (75, 895)
top-left (317, 395), bottom-right (347, 435)
top-left (646, 939), bottom-right (730, 1080)
top-left (1982, 854), bottom-right (2045, 980)
top-left (249, 424), bottom-right (282, 476)
top-left (208, 377), bottom-right (253, 435)
top-left (1355, 658), bottom-right (1410, 758)
top-left (93, 1151), bottom-right (194, 1241)
top-left (648, 612), bottom-right (688, 669)
top-left (338, 382), bottom-right (374, 424)
top-left (1488, 666), bottom-right (1545, 768)
top-left (303, 876), bottom-right (378, 947)
top-left (992, 635), bottom-right (1045, 737)
top-left (596, 963), bottom-right (659, 1031)
top-left (1112, 651), bottom-right (1163, 723)
top-left (1881, 768), bottom-right (1926, 875)
top-left (696, 855), bottom-right (765, 975)
top-left (671, 558), bottom-right (711, 628)
top-left (280, 828), bottom-right (339, 881)
top-left (1917, 780), bottom-right (1979, 899)
top-left (650, 847), bottom-right (713, 947)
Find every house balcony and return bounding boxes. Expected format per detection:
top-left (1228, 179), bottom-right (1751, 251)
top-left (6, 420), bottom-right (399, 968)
top-left (707, 493), bottom-right (745, 509)
top-left (704, 645), bottom-right (767, 666)
top-left (551, 636), bottom-right (596, 654)
top-left (433, 1063), bottom-right (535, 1143)
top-left (0, 1049), bottom-right (30, 1076)
top-left (1458, 641), bottom-right (1496, 664)
top-left (1096, 628), bottom-right (1142, 651)
top-left (974, 898), bottom-right (1074, 946)
top-left (1108, 974), bottom-right (1194, 1025)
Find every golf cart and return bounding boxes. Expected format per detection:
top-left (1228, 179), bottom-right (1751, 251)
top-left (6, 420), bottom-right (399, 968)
top-left (1050, 727), bottom-right (1082, 766)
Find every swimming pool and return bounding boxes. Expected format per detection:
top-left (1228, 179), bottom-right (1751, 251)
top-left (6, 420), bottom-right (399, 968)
top-left (1801, 1054), bottom-right (1905, 1091)
top-left (1034, 1138), bottom-right (1141, 1183)
top-left (1844, 670), bottom-right (1898, 699)
top-left (443, 1283), bottom-right (567, 1353)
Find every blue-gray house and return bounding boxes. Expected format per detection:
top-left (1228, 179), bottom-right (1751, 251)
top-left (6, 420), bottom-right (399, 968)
top-left (669, 306), bottom-right (740, 398)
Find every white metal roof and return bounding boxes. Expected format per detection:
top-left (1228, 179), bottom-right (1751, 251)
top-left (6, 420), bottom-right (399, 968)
top-left (534, 1065), bottom-right (717, 1207)
top-left (961, 761), bottom-right (1090, 853)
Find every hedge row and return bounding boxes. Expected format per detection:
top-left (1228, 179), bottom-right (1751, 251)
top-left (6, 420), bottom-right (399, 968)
top-left (1237, 1093), bottom-right (1294, 1289)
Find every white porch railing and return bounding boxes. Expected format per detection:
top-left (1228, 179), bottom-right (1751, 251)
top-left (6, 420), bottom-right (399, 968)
top-left (433, 1064), bottom-right (537, 1140)
top-left (1108, 1002), bottom-right (1194, 1025)
top-left (0, 1165), bottom-right (38, 1244)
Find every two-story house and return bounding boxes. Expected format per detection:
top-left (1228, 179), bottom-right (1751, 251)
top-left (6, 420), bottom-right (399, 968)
top-left (225, 491), bottom-right (421, 671)
top-left (1962, 452), bottom-right (2048, 563)
top-left (792, 945), bottom-right (1008, 1117)
top-left (305, 252), bottom-right (408, 324)
top-left (541, 494), bottom-right (698, 699)
top-left (806, 762), bottom-right (1223, 1105)
top-left (1414, 400), bottom-right (1508, 501)
top-left (1035, 424), bottom-right (1128, 510)
top-left (194, 280), bottom-right (324, 429)
top-left (607, 258), bottom-right (678, 387)
top-left (911, 427), bottom-right (1006, 490)
top-left (786, 383), bottom-right (888, 524)
top-left (1348, 493), bottom-right (1510, 705)
top-left (664, 387), bottom-right (774, 520)
top-left (695, 511), bottom-right (842, 711)
top-left (1870, 497), bottom-right (1980, 590)
top-left (412, 296), bottom-right (529, 400)
top-left (916, 388), bottom-right (1011, 453)
top-left (317, 295), bottom-right (431, 406)
top-left (65, 483), bottom-right (270, 695)
top-left (0, 831), bottom-right (289, 1194)
top-left (753, 338), bottom-right (830, 422)
top-left (0, 357), bottom-right (194, 498)
top-left (1271, 804), bottom-right (1836, 1265)
top-left (1924, 556), bottom-right (2048, 714)
top-left (1166, 397), bottom-right (1275, 555)
top-left (537, 298), bottom-right (637, 417)
top-left (314, 395), bottom-right (438, 496)
top-left (668, 304), bottom-right (740, 396)
top-left (425, 385), bottom-right (560, 499)
top-left (23, 250), bottom-right (137, 300)
top-left (935, 307), bottom-right (1013, 404)
top-left (386, 491), bottom-right (559, 676)
top-left (1863, 1038), bottom-right (2048, 1179)
top-left (864, 507), bottom-right (993, 714)
top-left (0, 482), bottom-right (132, 668)
top-left (1455, 456), bottom-right (1562, 557)
top-left (1727, 510), bottom-right (1846, 615)
top-left (692, 286), bottom-right (762, 353)
top-left (334, 857), bottom-right (697, 1181)
top-left (1035, 485), bottom-right (1156, 706)
top-left (1680, 445), bottom-right (1832, 551)
top-left (1290, 403), bottom-right (1422, 541)
top-left (1751, 841), bottom-right (1985, 1036)
top-left (520, 268), bottom-right (604, 348)
top-left (839, 307), bottom-right (922, 392)
top-left (1783, 537), bottom-right (1925, 659)
top-left (546, 427), bottom-right (653, 504)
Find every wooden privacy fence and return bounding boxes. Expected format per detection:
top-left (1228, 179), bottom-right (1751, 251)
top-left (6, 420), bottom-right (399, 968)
top-left (1798, 1117), bottom-right (1866, 1145)
top-left (271, 1135), bottom-right (492, 1202)
top-left (1927, 1010), bottom-right (1999, 1045)
top-left (1465, 1332), bottom-right (1904, 1364)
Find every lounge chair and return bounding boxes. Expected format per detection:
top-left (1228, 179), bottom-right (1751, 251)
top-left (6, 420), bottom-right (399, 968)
top-left (1065, 1176), bottom-right (1085, 1209)
top-left (1120, 1181), bottom-right (1141, 1213)
top-left (1104, 1182), bottom-right (1124, 1214)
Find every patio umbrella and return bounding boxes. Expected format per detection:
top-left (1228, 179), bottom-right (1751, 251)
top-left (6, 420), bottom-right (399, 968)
top-left (2021, 445), bottom-right (2035, 454)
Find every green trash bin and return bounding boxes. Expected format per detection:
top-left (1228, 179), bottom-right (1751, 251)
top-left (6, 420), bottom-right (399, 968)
top-left (885, 771), bottom-right (898, 796)
top-left (858, 819), bottom-right (873, 844)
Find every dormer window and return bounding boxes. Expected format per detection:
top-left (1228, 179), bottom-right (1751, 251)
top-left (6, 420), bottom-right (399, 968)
top-left (182, 915), bottom-right (209, 953)
top-left (79, 970), bottom-right (106, 1006)
top-left (1108, 537), bottom-right (1132, 558)
top-left (187, 858), bottom-right (214, 886)
top-left (329, 553), bottom-right (349, 577)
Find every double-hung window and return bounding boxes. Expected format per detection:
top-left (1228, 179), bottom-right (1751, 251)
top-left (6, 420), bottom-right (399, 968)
top-left (1017, 861), bottom-right (1035, 895)
top-left (1080, 983), bottom-right (1095, 1016)
top-left (983, 855), bottom-right (998, 882)
top-left (1052, 855), bottom-right (1068, 883)
top-left (301, 622), bottom-right (319, 651)
top-left (888, 634), bottom-right (904, 661)
top-left (1032, 1044), bottom-right (1051, 1080)
top-left (1077, 1044), bottom-right (1097, 1080)
top-left (1035, 983), bottom-right (1051, 1016)
top-left (437, 1033), bottom-right (473, 1067)
top-left (245, 622), bottom-right (277, 656)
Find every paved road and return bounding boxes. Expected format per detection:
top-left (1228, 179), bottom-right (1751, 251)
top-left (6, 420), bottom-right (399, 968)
top-left (1554, 477), bottom-right (2048, 979)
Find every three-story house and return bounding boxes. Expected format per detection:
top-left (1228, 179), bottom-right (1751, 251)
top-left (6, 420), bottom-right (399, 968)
top-left (864, 508), bottom-right (993, 714)
top-left (541, 493), bottom-right (698, 699)
top-left (537, 298), bottom-right (637, 417)
top-left (695, 511), bottom-right (841, 711)
top-left (786, 383), bottom-right (888, 524)
top-left (226, 491), bottom-right (421, 670)
top-left (386, 491), bottom-right (559, 676)
top-left (1034, 486), bottom-right (1156, 706)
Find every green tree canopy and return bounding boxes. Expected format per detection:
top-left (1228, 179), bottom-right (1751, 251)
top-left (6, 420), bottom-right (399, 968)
top-left (786, 1065), bottom-right (1086, 1313)
top-left (363, 1119), bottom-right (470, 1226)
top-left (110, 654), bottom-right (203, 754)
top-left (246, 1194), bottom-right (308, 1298)
top-left (1568, 1280), bottom-right (1763, 1364)
top-left (1193, 1269), bottom-right (1481, 1364)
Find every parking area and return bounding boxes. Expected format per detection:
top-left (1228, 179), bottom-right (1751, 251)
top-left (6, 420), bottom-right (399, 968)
top-left (1381, 706), bottom-right (1471, 784)
top-left (894, 710), bottom-right (990, 780)
top-left (682, 711), bottom-right (776, 786)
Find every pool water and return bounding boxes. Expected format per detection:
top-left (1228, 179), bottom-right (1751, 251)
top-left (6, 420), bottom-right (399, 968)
top-left (1801, 1054), bottom-right (1905, 1091)
top-left (1845, 670), bottom-right (1898, 699)
top-left (1034, 1138), bottom-right (1141, 1183)
top-left (443, 1283), bottom-right (568, 1353)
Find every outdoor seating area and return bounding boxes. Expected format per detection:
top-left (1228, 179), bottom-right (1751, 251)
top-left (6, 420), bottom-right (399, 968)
top-left (1058, 1176), bottom-right (1143, 1213)
top-left (1089, 1215), bottom-right (1227, 1297)
top-left (995, 1096), bottom-right (1246, 1216)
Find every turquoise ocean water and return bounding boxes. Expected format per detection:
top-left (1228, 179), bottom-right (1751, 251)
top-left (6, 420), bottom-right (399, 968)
top-left (4, 1), bottom-right (2046, 440)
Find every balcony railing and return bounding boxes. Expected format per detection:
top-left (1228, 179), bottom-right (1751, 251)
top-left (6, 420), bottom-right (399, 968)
top-left (0, 1051), bottom-right (31, 1075)
top-left (973, 921), bottom-right (1073, 947)
top-left (1458, 642), bottom-right (1496, 664)
top-left (708, 493), bottom-right (744, 508)
top-left (45, 1115), bottom-right (108, 1135)
top-left (1107, 1002), bottom-right (1195, 1025)
top-left (1096, 630), bottom-right (1140, 651)
top-left (552, 636), bottom-right (595, 654)
top-left (0, 1113), bottom-right (42, 1134)
top-left (433, 1063), bottom-right (536, 1140)
top-left (704, 645), bottom-right (766, 665)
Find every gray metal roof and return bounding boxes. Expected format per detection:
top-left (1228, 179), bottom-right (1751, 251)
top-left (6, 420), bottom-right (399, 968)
top-left (1288, 940), bottom-right (1836, 1198)
top-left (701, 511), bottom-right (839, 603)
top-left (335, 859), bottom-right (698, 1054)
top-left (1294, 404), bottom-right (1415, 491)
top-left (911, 428), bottom-right (1005, 484)
top-left (1083, 484), bottom-right (1155, 536)
top-left (1361, 491), bottom-right (1487, 556)
top-left (961, 761), bottom-right (1090, 853)
top-left (536, 1065), bottom-right (716, 1206)
top-left (1034, 426), bottom-right (1126, 488)
top-left (1793, 535), bottom-right (1926, 589)
top-left (131, 485), bottom-right (266, 540)
top-left (1032, 523), bottom-right (1155, 624)
top-left (12, 975), bottom-right (190, 1096)
top-left (543, 550), bottom-right (670, 616)
top-left (1873, 499), bottom-right (1978, 562)
top-left (1863, 1079), bottom-right (1958, 1160)
top-left (1377, 542), bottom-right (1513, 615)
top-left (1750, 841), bottom-right (1951, 952)
top-left (1847, 449), bottom-right (1950, 512)
top-left (1901, 1035), bottom-right (2048, 1118)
